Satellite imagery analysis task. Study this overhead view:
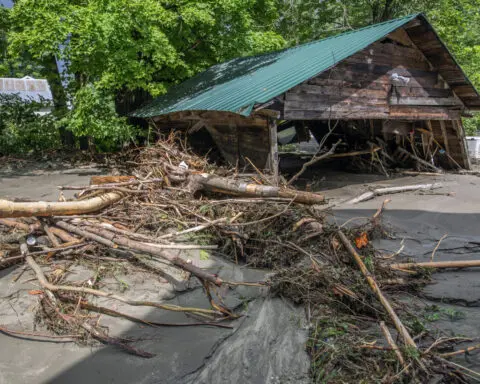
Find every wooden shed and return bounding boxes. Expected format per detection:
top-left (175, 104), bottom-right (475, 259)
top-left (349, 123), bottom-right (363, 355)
top-left (133, 13), bottom-right (480, 178)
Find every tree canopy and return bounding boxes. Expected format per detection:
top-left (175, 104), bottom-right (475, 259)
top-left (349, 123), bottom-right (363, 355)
top-left (1, 0), bottom-right (480, 147)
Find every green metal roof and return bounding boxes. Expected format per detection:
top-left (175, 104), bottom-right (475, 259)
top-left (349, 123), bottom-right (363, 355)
top-left (133, 14), bottom-right (421, 118)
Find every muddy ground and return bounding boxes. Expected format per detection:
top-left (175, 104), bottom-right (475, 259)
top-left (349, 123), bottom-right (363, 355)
top-left (1, 164), bottom-right (479, 383)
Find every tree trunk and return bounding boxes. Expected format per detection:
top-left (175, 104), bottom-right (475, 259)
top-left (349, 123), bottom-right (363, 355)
top-left (0, 192), bottom-right (122, 218)
top-left (193, 174), bottom-right (324, 205)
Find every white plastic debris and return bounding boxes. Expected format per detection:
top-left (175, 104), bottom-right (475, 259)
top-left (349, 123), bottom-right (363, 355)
top-left (179, 161), bottom-right (189, 170)
top-left (390, 73), bottom-right (410, 85)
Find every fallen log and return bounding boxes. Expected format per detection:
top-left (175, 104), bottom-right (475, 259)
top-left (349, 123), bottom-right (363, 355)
top-left (193, 174), bottom-right (324, 205)
top-left (391, 260), bottom-right (480, 270)
top-left (337, 230), bottom-right (417, 349)
top-left (0, 192), bottom-right (122, 218)
top-left (347, 183), bottom-right (442, 204)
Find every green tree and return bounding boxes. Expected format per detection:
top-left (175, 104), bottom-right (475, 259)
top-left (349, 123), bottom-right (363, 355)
top-left (8, 0), bottom-right (285, 145)
top-left (0, 5), bottom-right (44, 78)
top-left (429, 0), bottom-right (480, 134)
top-left (275, 0), bottom-right (435, 45)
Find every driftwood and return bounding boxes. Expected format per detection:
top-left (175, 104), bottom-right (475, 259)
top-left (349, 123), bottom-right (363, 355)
top-left (194, 174), bottom-right (324, 205)
top-left (440, 343), bottom-right (480, 357)
top-left (336, 230), bottom-right (417, 349)
top-left (25, 255), bottom-right (217, 317)
top-left (48, 226), bottom-right (80, 243)
top-left (42, 223), bottom-right (60, 247)
top-left (0, 192), bottom-right (123, 218)
top-left (55, 221), bottom-right (224, 286)
top-left (391, 260), bottom-right (480, 270)
top-left (380, 321), bottom-right (408, 372)
top-left (0, 218), bottom-right (41, 232)
top-left (396, 147), bottom-right (441, 173)
top-left (347, 183), bottom-right (443, 204)
top-left (400, 171), bottom-right (444, 176)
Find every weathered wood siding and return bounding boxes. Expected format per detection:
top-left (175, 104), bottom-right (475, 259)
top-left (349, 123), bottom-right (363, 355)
top-left (205, 117), bottom-right (271, 169)
top-left (284, 29), bottom-right (464, 121)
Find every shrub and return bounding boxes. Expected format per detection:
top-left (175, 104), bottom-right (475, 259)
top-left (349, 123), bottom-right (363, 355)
top-left (0, 94), bottom-right (60, 154)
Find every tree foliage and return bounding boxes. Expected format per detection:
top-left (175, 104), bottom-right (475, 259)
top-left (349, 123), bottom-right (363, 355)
top-left (275, 0), bottom-right (434, 45)
top-left (6, 0), bottom-right (285, 144)
top-left (0, 94), bottom-right (60, 154)
top-left (3, 0), bottom-right (480, 146)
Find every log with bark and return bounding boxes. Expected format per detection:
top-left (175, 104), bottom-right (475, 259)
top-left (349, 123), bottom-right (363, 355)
top-left (193, 174), bottom-right (324, 205)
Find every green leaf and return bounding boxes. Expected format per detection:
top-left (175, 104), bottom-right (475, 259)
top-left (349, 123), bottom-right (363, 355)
top-left (199, 250), bottom-right (210, 261)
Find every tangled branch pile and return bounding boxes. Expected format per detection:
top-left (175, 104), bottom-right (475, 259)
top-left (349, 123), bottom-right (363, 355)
top-left (0, 132), bottom-right (477, 382)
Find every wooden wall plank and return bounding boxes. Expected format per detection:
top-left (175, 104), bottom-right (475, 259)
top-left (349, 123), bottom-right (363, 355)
top-left (388, 97), bottom-right (462, 106)
top-left (283, 31), bottom-right (464, 121)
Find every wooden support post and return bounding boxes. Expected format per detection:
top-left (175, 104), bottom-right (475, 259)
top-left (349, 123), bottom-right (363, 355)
top-left (439, 120), bottom-right (453, 166)
top-left (268, 117), bottom-right (279, 186)
top-left (453, 119), bottom-right (471, 170)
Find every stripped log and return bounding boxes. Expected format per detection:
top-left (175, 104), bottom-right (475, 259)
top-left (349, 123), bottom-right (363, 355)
top-left (0, 192), bottom-right (122, 218)
top-left (391, 260), bottom-right (480, 270)
top-left (347, 183), bottom-right (443, 204)
top-left (337, 230), bottom-right (417, 349)
top-left (193, 174), bottom-right (324, 205)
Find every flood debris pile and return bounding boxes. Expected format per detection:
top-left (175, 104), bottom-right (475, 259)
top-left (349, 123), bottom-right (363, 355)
top-left (0, 133), bottom-right (479, 382)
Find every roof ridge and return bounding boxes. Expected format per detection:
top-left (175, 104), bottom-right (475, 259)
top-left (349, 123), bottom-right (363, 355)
top-left (213, 13), bottom-right (423, 66)
top-left (284, 13), bottom-right (422, 51)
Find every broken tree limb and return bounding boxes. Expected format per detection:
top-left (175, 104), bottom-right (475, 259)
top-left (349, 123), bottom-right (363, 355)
top-left (25, 255), bottom-right (218, 317)
top-left (79, 321), bottom-right (155, 358)
top-left (336, 230), bottom-right (417, 349)
top-left (440, 343), bottom-right (480, 357)
top-left (193, 174), bottom-right (324, 205)
top-left (56, 221), bottom-right (116, 247)
top-left (55, 222), bottom-right (224, 286)
top-left (347, 183), bottom-right (443, 204)
top-left (58, 295), bottom-right (233, 329)
top-left (391, 260), bottom-right (480, 270)
top-left (380, 321), bottom-right (408, 372)
top-left (48, 226), bottom-right (80, 243)
top-left (0, 192), bottom-right (123, 218)
top-left (78, 223), bottom-right (218, 250)
top-left (42, 223), bottom-right (60, 247)
top-left (0, 218), bottom-right (41, 232)
top-left (396, 147), bottom-right (441, 173)
top-left (286, 139), bottom-right (342, 186)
